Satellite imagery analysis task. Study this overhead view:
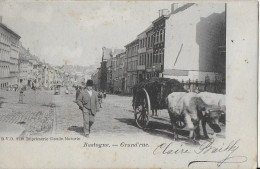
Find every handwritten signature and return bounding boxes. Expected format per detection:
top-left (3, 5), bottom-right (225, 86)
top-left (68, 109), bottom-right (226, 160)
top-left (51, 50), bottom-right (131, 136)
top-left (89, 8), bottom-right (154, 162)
top-left (189, 139), bottom-right (247, 167)
top-left (153, 139), bottom-right (247, 167)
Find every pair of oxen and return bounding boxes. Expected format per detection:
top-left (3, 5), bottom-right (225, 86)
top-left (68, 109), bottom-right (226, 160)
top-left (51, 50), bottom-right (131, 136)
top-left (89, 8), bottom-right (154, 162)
top-left (166, 92), bottom-right (226, 141)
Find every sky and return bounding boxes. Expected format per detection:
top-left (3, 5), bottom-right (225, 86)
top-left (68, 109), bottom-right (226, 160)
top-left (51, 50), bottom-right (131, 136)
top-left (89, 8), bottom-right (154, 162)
top-left (0, 1), bottom-right (174, 67)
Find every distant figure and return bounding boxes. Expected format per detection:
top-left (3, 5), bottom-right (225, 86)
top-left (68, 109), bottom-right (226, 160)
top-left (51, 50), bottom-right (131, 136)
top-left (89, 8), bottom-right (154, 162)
top-left (76, 86), bottom-right (83, 110)
top-left (32, 84), bottom-right (36, 92)
top-left (195, 87), bottom-right (200, 94)
top-left (76, 80), bottom-right (99, 137)
top-left (103, 91), bottom-right (106, 99)
top-left (65, 86), bottom-right (69, 94)
top-left (19, 89), bottom-right (25, 104)
top-left (76, 86), bottom-right (82, 99)
top-left (98, 91), bottom-right (103, 108)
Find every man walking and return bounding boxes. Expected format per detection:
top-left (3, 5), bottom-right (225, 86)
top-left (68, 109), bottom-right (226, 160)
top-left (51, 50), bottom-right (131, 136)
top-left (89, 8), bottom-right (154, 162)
top-left (76, 80), bottom-right (99, 137)
top-left (19, 88), bottom-right (25, 104)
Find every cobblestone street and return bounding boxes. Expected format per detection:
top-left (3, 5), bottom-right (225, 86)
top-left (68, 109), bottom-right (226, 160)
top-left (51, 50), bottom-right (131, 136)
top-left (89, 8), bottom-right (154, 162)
top-left (53, 87), bottom-right (173, 138)
top-left (0, 87), bottom-right (175, 139)
top-left (0, 89), bottom-right (54, 136)
top-left (0, 87), bottom-right (225, 143)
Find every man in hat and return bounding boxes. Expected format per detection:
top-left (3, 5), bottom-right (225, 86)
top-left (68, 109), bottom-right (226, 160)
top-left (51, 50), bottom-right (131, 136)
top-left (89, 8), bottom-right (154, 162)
top-left (76, 79), bottom-right (99, 137)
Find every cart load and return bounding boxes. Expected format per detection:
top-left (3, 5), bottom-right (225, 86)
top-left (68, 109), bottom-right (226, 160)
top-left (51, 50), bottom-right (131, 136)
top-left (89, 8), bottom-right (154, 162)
top-left (132, 77), bottom-right (186, 128)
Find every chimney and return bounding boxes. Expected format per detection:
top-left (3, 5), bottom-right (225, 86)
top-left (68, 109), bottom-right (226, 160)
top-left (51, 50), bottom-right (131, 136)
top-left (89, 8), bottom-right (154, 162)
top-left (0, 16), bottom-right (2, 23)
top-left (171, 3), bottom-right (179, 13)
top-left (159, 9), bottom-right (170, 17)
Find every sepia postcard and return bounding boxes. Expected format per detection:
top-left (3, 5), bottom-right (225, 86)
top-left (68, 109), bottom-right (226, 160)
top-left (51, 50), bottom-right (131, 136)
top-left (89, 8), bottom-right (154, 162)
top-left (0, 0), bottom-right (258, 168)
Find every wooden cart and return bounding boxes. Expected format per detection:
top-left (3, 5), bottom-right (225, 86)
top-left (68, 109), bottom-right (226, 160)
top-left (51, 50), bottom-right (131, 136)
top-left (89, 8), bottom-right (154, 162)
top-left (132, 78), bottom-right (186, 129)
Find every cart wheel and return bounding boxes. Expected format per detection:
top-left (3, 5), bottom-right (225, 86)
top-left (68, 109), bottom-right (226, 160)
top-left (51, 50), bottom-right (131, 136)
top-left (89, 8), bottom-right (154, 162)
top-left (132, 95), bottom-right (136, 110)
top-left (134, 88), bottom-right (151, 129)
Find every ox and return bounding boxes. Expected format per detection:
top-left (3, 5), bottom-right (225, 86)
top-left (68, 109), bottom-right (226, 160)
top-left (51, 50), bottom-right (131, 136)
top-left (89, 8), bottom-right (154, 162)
top-left (196, 92), bottom-right (226, 138)
top-left (167, 92), bottom-right (223, 141)
top-left (197, 92), bottom-right (226, 113)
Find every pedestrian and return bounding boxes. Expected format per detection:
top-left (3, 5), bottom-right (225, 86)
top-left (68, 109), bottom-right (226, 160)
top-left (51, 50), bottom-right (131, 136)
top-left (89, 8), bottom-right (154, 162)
top-left (76, 86), bottom-right (83, 110)
top-left (195, 87), bottom-right (200, 94)
top-left (19, 89), bottom-right (25, 104)
top-left (103, 91), bottom-right (106, 99)
top-left (76, 80), bottom-right (99, 137)
top-left (98, 91), bottom-right (103, 108)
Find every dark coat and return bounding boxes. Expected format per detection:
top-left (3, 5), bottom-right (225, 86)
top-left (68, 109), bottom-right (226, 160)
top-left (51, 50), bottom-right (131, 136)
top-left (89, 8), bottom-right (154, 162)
top-left (76, 89), bottom-right (81, 100)
top-left (76, 89), bottom-right (100, 115)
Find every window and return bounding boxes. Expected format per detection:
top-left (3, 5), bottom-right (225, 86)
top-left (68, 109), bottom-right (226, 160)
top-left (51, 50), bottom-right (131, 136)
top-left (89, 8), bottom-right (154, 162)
top-left (157, 32), bottom-right (159, 43)
top-left (150, 53), bottom-right (153, 66)
top-left (148, 37), bottom-right (150, 48)
top-left (161, 50), bottom-right (164, 63)
top-left (147, 54), bottom-right (149, 67)
top-left (159, 51), bottom-right (161, 63)
top-left (162, 29), bottom-right (165, 41)
top-left (150, 35), bottom-right (153, 47)
top-left (160, 30), bottom-right (163, 42)
top-left (144, 54), bottom-right (146, 66)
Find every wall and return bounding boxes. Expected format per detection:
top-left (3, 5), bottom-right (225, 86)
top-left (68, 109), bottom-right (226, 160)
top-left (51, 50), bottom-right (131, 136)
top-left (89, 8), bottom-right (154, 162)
top-left (164, 3), bottom-right (225, 74)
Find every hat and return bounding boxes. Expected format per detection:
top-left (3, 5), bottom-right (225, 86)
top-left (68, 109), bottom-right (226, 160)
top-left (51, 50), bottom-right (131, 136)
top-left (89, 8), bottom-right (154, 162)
top-left (86, 80), bottom-right (93, 86)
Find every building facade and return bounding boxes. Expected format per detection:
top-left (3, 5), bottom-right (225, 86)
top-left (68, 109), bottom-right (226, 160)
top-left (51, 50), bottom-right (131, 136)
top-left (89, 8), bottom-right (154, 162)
top-left (91, 69), bottom-right (100, 91)
top-left (137, 25), bottom-right (154, 83)
top-left (163, 3), bottom-right (226, 84)
top-left (114, 51), bottom-right (126, 93)
top-left (18, 57), bottom-right (32, 87)
top-left (125, 39), bottom-right (139, 94)
top-left (0, 17), bottom-right (21, 88)
top-left (152, 9), bottom-right (169, 78)
top-left (91, 3), bottom-right (226, 94)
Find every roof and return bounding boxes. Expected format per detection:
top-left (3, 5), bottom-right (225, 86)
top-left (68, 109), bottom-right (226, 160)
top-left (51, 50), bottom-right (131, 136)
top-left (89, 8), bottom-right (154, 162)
top-left (152, 15), bottom-right (169, 24)
top-left (171, 3), bottom-right (195, 15)
top-left (124, 38), bottom-right (139, 48)
top-left (152, 3), bottom-right (195, 24)
top-left (137, 24), bottom-right (153, 37)
top-left (116, 51), bottom-right (126, 58)
top-left (0, 22), bottom-right (21, 39)
top-left (103, 48), bottom-right (113, 60)
top-left (112, 49), bottom-right (125, 57)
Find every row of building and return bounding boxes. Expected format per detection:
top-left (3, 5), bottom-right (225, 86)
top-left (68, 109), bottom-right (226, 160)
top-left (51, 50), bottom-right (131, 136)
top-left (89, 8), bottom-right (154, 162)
top-left (0, 16), bottom-right (73, 90)
top-left (91, 3), bottom-right (226, 94)
top-left (18, 45), bottom-right (65, 89)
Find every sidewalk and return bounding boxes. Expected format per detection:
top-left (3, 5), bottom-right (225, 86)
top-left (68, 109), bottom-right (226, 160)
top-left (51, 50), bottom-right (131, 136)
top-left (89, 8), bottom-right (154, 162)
top-left (0, 89), bottom-right (54, 136)
top-left (0, 122), bottom-right (25, 137)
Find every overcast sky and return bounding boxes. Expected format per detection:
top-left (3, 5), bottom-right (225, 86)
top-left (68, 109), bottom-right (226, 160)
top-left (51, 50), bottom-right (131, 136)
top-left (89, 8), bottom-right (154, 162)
top-left (0, 1), bottom-right (174, 67)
